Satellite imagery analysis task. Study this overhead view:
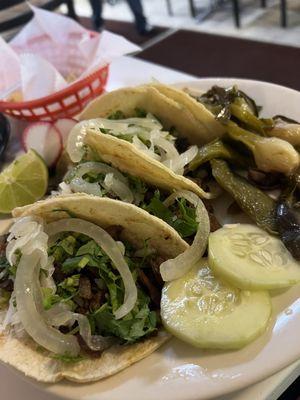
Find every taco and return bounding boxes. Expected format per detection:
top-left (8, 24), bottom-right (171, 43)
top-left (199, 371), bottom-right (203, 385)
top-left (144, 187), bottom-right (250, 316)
top-left (0, 194), bottom-right (187, 382)
top-left (68, 97), bottom-right (218, 200)
top-left (78, 84), bottom-right (225, 145)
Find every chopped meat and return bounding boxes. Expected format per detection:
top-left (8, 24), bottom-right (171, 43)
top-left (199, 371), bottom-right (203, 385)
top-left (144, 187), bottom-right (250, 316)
top-left (0, 279), bottom-right (13, 291)
top-left (53, 262), bottom-right (66, 282)
top-left (78, 276), bottom-right (92, 300)
top-left (106, 225), bottom-right (123, 240)
top-left (228, 202), bottom-right (242, 215)
top-left (208, 213), bottom-right (222, 232)
top-left (175, 137), bottom-right (190, 153)
top-left (148, 256), bottom-right (165, 286)
top-left (248, 168), bottom-right (282, 190)
top-left (90, 290), bottom-right (105, 312)
top-left (0, 235), bottom-right (7, 256)
top-left (203, 200), bottom-right (222, 232)
top-left (138, 269), bottom-right (161, 308)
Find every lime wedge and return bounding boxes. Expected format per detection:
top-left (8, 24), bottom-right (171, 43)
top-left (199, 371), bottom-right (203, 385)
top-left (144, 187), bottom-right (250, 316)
top-left (0, 150), bottom-right (48, 213)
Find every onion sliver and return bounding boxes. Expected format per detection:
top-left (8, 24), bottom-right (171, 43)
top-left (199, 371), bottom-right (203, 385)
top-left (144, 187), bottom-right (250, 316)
top-left (160, 190), bottom-right (210, 281)
top-left (154, 136), bottom-right (179, 161)
top-left (69, 161), bottom-right (134, 202)
top-left (163, 146), bottom-right (198, 175)
top-left (67, 120), bottom-right (129, 162)
top-left (15, 251), bottom-right (80, 356)
top-left (46, 218), bottom-right (137, 319)
top-left (75, 313), bottom-right (113, 351)
top-left (45, 305), bottom-right (113, 351)
top-left (69, 177), bottom-right (102, 196)
top-left (103, 173), bottom-right (134, 203)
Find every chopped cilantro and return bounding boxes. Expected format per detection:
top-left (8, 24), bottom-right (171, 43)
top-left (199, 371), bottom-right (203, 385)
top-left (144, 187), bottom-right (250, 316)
top-left (51, 353), bottom-right (85, 364)
top-left (143, 191), bottom-right (198, 239)
top-left (134, 107), bottom-right (147, 118)
top-left (41, 287), bottom-right (61, 310)
top-left (108, 110), bottom-right (126, 120)
top-left (48, 232), bottom-right (158, 343)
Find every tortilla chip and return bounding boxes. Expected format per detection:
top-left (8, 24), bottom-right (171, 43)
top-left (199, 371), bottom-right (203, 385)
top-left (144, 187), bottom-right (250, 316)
top-left (85, 130), bottom-right (212, 199)
top-left (78, 85), bottom-right (222, 146)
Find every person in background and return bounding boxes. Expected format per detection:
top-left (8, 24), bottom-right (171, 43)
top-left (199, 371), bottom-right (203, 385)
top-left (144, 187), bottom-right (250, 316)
top-left (89, 0), bottom-right (154, 35)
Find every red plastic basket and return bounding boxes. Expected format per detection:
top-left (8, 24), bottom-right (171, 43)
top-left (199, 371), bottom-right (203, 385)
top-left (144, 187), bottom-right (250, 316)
top-left (0, 32), bottom-right (109, 122)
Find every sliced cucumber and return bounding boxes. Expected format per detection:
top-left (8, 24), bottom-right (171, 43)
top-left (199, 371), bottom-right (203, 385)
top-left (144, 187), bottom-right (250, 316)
top-left (161, 258), bottom-right (271, 350)
top-left (209, 224), bottom-right (300, 290)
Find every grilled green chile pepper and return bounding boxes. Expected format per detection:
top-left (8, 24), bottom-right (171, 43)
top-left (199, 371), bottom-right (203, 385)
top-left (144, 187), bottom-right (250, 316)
top-left (226, 121), bottom-right (299, 175)
top-left (210, 159), bottom-right (277, 233)
top-left (188, 139), bottom-right (246, 171)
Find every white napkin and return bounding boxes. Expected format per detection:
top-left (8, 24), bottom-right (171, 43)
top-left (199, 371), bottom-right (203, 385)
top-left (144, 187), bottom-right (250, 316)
top-left (0, 5), bottom-right (140, 101)
top-left (0, 37), bottom-right (20, 96)
top-left (20, 53), bottom-right (67, 101)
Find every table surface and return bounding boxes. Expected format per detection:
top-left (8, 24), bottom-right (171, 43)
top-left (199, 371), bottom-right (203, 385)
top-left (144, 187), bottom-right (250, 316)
top-left (136, 29), bottom-right (300, 91)
top-left (1, 54), bottom-right (299, 400)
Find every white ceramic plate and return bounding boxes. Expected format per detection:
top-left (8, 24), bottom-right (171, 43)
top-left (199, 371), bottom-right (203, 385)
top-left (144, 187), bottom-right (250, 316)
top-left (6, 79), bottom-right (300, 400)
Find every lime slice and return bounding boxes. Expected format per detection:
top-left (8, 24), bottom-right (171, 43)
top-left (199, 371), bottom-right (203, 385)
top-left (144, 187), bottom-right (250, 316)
top-left (0, 150), bottom-right (48, 213)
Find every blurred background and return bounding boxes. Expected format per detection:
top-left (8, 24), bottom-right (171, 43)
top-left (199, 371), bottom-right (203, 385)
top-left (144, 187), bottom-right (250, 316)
top-left (1, 1), bottom-right (300, 47)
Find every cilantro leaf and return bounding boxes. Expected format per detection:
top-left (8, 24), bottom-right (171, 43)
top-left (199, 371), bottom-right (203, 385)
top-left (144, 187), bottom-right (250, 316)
top-left (92, 291), bottom-right (156, 343)
top-left (51, 353), bottom-right (85, 363)
top-left (108, 110), bottom-right (126, 120)
top-left (143, 192), bottom-right (198, 238)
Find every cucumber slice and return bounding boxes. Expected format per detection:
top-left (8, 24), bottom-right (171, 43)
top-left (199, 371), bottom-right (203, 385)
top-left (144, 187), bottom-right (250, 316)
top-left (209, 224), bottom-right (300, 290)
top-left (161, 259), bottom-right (271, 350)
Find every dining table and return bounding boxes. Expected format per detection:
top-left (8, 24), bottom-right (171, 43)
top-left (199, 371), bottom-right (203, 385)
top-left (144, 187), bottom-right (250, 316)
top-left (1, 27), bottom-right (299, 400)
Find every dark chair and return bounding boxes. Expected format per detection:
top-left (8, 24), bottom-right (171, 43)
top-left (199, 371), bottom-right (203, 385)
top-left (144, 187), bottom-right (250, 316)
top-left (280, 0), bottom-right (287, 27)
top-left (165, 0), bottom-right (200, 18)
top-left (0, 0), bottom-right (77, 35)
top-left (231, 0), bottom-right (268, 28)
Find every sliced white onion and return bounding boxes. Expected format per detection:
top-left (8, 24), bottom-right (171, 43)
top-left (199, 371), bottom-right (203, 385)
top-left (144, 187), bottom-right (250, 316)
top-left (67, 116), bottom-right (182, 170)
top-left (68, 161), bottom-right (134, 203)
top-left (132, 135), bottom-right (160, 160)
top-left (45, 218), bottom-right (137, 319)
top-left (58, 182), bottom-right (73, 195)
top-left (75, 313), bottom-right (114, 351)
top-left (160, 190), bottom-right (210, 281)
top-left (69, 177), bottom-right (102, 196)
top-left (116, 241), bottom-right (126, 255)
top-left (15, 251), bottom-right (80, 356)
top-left (163, 145), bottom-right (198, 175)
top-left (45, 302), bottom-right (73, 327)
top-left (67, 119), bottom-right (129, 162)
top-left (103, 173), bottom-right (134, 203)
top-left (40, 256), bottom-right (56, 292)
top-left (1, 293), bottom-right (18, 332)
top-left (154, 136), bottom-right (180, 161)
top-left (6, 217), bottom-right (48, 269)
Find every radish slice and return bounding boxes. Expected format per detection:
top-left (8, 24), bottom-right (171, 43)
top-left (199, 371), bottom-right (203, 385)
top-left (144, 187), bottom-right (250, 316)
top-left (54, 118), bottom-right (77, 147)
top-left (22, 122), bottom-right (62, 167)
